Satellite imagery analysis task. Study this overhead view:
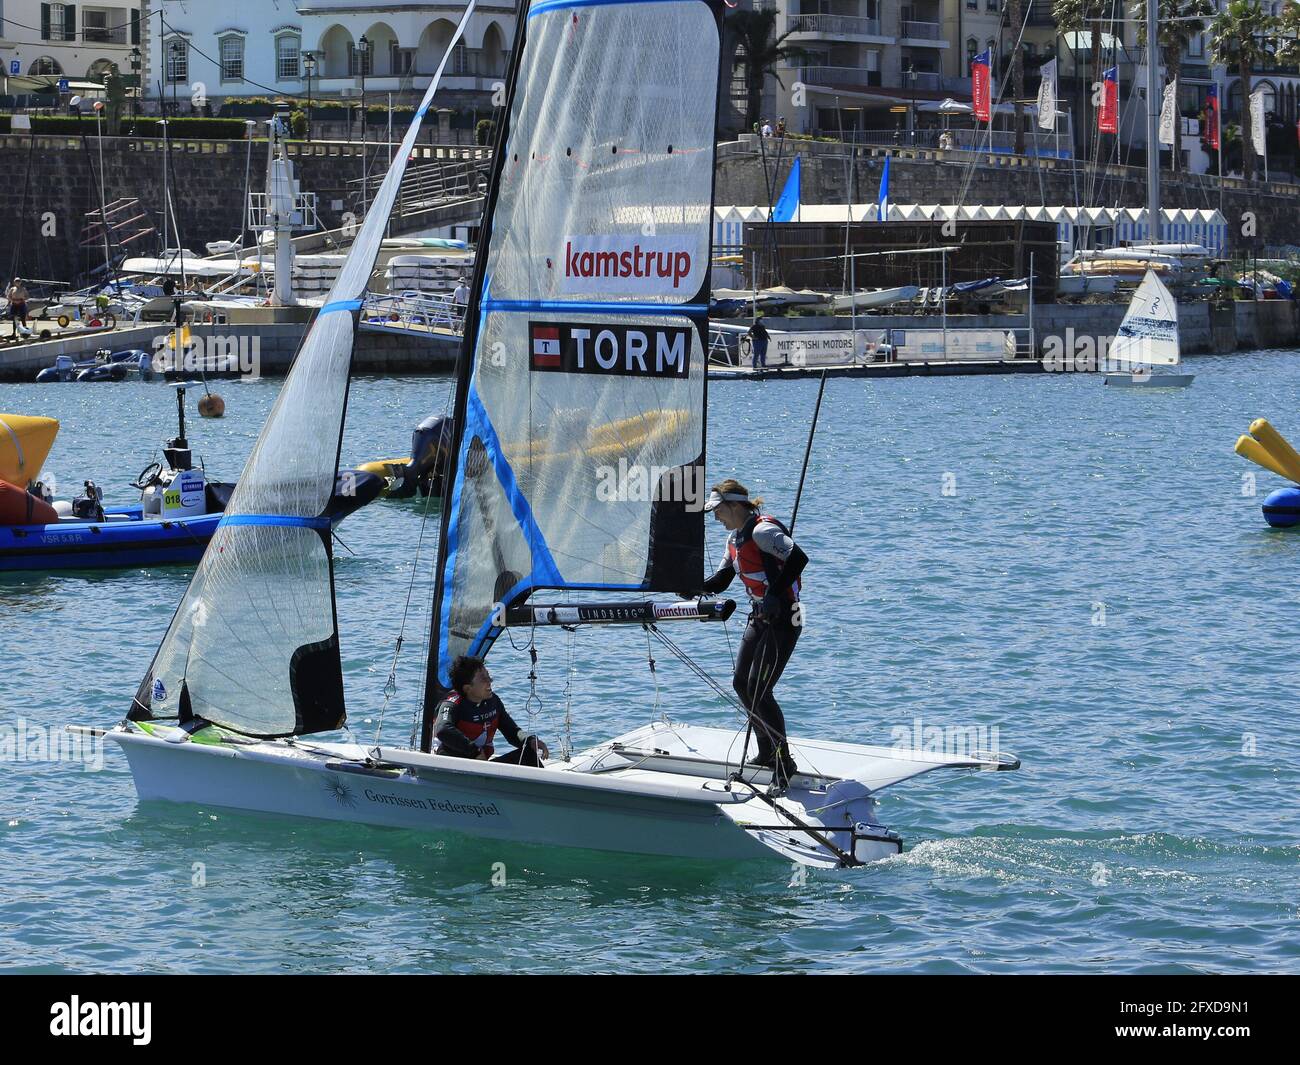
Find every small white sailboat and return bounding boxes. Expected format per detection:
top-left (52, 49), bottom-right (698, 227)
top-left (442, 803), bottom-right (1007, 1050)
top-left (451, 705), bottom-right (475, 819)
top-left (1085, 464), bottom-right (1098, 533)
top-left (1102, 268), bottom-right (1194, 388)
top-left (72, 0), bottom-right (1018, 870)
top-left (829, 285), bottom-right (919, 314)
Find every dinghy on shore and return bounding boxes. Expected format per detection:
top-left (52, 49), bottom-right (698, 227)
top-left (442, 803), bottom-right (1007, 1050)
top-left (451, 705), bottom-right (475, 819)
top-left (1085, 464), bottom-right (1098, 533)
top-left (829, 286), bottom-right (919, 314)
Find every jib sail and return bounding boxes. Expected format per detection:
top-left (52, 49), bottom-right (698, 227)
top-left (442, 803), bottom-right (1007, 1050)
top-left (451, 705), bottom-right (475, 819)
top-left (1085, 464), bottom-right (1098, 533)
top-left (130, 6), bottom-right (477, 738)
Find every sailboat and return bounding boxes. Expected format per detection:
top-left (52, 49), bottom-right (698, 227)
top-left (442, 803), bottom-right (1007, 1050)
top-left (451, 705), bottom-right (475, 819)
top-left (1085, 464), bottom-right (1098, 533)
top-left (1102, 268), bottom-right (1194, 388)
top-left (71, 0), bottom-right (1018, 869)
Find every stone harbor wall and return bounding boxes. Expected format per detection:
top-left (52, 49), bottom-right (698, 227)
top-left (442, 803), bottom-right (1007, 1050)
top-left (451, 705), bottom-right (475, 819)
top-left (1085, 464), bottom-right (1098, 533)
top-left (0, 319), bottom-right (459, 381)
top-left (0, 134), bottom-right (483, 286)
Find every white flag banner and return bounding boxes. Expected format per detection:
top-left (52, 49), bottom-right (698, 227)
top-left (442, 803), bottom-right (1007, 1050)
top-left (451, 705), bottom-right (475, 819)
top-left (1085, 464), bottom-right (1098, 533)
top-left (1159, 80), bottom-right (1178, 145)
top-left (1249, 87), bottom-right (1267, 152)
top-left (1037, 59), bottom-right (1057, 131)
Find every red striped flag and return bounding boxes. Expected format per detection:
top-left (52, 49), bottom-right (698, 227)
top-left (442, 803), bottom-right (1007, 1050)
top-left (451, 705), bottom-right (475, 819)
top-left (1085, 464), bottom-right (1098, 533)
top-left (1098, 67), bottom-right (1119, 134)
top-left (531, 325), bottom-right (561, 368)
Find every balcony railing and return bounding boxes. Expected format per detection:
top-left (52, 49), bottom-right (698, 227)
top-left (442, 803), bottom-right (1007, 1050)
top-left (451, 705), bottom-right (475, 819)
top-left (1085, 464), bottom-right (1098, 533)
top-left (84, 27), bottom-right (129, 45)
top-left (786, 14), bottom-right (882, 38)
top-left (900, 20), bottom-right (942, 41)
top-left (795, 65), bottom-right (882, 88)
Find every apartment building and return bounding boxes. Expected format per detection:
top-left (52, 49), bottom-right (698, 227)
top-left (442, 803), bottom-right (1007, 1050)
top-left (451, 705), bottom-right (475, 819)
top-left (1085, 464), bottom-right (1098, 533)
top-left (140, 1), bottom-right (515, 113)
top-left (0, 0), bottom-right (142, 85)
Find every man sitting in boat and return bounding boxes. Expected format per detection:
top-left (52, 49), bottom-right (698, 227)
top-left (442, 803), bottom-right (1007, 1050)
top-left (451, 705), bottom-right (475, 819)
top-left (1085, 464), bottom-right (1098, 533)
top-left (434, 656), bottom-right (550, 767)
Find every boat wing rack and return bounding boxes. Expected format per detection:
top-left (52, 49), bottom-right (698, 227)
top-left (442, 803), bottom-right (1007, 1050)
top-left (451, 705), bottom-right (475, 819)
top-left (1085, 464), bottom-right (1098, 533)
top-left (606, 742), bottom-right (839, 789)
top-left (504, 598), bottom-right (736, 627)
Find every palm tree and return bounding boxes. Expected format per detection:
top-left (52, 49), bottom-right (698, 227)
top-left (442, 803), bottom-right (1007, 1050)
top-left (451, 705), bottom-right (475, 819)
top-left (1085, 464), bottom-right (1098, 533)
top-left (1210, 0), bottom-right (1277, 180)
top-left (1009, 0), bottom-right (1026, 154)
top-left (1052, 0), bottom-right (1107, 155)
top-left (1275, 0), bottom-right (1300, 67)
top-left (726, 9), bottom-right (806, 134)
top-left (1134, 0), bottom-right (1215, 174)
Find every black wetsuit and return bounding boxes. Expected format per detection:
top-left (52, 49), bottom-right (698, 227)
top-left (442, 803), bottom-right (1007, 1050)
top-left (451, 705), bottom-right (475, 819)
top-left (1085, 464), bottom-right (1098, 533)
top-left (433, 691), bottom-right (542, 766)
top-left (700, 514), bottom-right (808, 779)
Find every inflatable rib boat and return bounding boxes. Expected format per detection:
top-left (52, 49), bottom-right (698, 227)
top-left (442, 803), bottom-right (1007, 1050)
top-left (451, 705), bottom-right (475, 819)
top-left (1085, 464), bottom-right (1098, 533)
top-left (1, 395), bottom-right (381, 573)
top-left (0, 474), bottom-right (378, 572)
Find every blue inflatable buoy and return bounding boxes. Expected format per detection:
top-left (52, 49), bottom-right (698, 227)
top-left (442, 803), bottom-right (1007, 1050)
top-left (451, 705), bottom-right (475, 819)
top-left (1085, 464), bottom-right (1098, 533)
top-left (1262, 484), bottom-right (1300, 527)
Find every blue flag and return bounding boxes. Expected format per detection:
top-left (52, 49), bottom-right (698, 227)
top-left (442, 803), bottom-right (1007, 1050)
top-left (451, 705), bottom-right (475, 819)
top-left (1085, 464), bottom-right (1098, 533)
top-left (877, 155), bottom-right (890, 221)
top-left (772, 156), bottom-right (801, 223)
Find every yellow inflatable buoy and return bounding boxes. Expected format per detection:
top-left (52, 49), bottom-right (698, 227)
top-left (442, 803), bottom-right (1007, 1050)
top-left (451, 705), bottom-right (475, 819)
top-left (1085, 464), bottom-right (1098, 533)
top-left (0, 414), bottom-right (59, 487)
top-left (1235, 434), bottom-right (1293, 480)
top-left (1246, 419), bottom-right (1300, 483)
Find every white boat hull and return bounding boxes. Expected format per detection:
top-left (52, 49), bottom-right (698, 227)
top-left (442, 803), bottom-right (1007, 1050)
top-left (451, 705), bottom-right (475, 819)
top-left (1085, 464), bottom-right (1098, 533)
top-left (115, 733), bottom-right (779, 861)
top-left (94, 720), bottom-right (1016, 867)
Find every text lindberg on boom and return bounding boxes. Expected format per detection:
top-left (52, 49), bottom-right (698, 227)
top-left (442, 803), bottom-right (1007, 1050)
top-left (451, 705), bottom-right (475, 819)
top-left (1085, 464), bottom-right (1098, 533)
top-left (561, 235), bottom-right (694, 294)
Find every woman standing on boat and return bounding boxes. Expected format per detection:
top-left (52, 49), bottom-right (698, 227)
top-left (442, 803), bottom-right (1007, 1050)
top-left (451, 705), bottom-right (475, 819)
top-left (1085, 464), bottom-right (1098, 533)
top-left (697, 479), bottom-right (808, 786)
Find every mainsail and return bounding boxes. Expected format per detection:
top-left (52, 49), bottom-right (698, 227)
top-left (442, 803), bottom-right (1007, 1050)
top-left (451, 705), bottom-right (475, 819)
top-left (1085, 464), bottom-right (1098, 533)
top-left (1109, 268), bottom-right (1180, 367)
top-left (424, 0), bottom-right (723, 721)
top-left (130, 4), bottom-right (478, 738)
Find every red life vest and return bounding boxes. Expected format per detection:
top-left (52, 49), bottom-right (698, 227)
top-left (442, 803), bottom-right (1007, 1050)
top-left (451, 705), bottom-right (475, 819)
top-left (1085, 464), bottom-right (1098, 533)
top-left (444, 691), bottom-right (501, 757)
top-left (727, 514), bottom-right (800, 603)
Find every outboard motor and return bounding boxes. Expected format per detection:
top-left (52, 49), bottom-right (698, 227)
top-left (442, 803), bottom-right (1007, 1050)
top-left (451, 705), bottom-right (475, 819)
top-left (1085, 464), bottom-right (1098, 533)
top-left (36, 354), bottom-right (78, 383)
top-left (72, 480), bottom-right (105, 522)
top-left (390, 414), bottom-right (452, 498)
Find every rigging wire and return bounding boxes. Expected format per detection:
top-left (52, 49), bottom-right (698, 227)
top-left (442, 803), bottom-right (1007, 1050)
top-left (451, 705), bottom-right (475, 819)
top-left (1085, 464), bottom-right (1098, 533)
top-left (561, 626), bottom-right (575, 760)
top-left (379, 396), bottom-right (454, 744)
top-left (646, 623), bottom-right (827, 783)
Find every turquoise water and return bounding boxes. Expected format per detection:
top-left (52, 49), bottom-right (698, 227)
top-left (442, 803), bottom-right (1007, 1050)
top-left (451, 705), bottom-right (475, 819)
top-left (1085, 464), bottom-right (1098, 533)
top-left (3, 357), bottom-right (1299, 974)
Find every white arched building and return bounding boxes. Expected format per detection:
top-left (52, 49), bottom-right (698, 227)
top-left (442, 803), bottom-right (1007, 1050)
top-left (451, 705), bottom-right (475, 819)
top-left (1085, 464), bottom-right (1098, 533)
top-left (141, 1), bottom-right (516, 112)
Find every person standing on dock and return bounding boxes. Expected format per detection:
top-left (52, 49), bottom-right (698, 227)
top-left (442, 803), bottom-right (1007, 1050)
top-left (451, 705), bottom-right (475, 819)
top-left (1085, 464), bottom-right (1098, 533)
top-left (6, 278), bottom-right (30, 337)
top-left (747, 318), bottom-right (770, 369)
top-left (452, 276), bottom-right (470, 334)
top-left (695, 480), bottom-right (808, 788)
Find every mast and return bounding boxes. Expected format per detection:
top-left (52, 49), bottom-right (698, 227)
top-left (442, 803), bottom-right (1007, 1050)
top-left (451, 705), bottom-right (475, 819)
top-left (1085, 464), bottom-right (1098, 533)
top-left (1145, 0), bottom-right (1160, 244)
top-left (420, 3), bottom-right (531, 751)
